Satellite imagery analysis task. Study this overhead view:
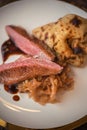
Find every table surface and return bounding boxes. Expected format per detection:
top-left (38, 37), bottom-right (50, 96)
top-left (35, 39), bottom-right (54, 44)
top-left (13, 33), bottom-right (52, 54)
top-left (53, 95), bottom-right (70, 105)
top-left (0, 0), bottom-right (87, 130)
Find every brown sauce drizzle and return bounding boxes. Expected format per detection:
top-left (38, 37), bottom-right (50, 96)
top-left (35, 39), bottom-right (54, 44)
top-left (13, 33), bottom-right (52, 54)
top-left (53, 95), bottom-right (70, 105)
top-left (4, 84), bottom-right (20, 101)
top-left (1, 39), bottom-right (24, 62)
top-left (4, 84), bottom-right (18, 94)
top-left (1, 39), bottom-right (24, 101)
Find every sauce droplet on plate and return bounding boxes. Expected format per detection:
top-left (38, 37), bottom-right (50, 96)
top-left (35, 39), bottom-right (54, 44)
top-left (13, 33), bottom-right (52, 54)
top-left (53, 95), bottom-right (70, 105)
top-left (13, 95), bottom-right (20, 101)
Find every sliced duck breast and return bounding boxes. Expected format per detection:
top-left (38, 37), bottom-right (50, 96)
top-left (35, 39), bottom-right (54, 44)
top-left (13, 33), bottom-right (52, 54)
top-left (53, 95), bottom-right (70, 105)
top-left (0, 57), bottom-right (63, 85)
top-left (5, 25), bottom-right (55, 61)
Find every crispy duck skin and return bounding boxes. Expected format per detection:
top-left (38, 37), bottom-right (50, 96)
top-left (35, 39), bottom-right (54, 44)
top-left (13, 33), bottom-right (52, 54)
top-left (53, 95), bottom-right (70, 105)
top-left (5, 25), bottom-right (55, 61)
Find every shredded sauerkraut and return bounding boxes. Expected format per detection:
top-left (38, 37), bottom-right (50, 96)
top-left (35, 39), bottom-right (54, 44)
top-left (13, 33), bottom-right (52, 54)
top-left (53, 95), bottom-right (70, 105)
top-left (18, 66), bottom-right (74, 105)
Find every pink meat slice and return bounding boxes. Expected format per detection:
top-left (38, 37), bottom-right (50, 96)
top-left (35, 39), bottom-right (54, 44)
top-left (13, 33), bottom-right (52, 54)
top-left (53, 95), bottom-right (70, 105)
top-left (5, 25), bottom-right (55, 61)
top-left (0, 57), bottom-right (63, 85)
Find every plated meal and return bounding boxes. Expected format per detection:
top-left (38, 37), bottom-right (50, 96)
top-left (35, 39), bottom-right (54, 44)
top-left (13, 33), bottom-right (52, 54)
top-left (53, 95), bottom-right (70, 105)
top-left (0, 14), bottom-right (87, 105)
top-left (0, 0), bottom-right (87, 129)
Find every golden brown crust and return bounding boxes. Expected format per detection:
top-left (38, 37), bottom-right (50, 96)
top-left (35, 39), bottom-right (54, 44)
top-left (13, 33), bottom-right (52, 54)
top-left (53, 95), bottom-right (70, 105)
top-left (32, 14), bottom-right (87, 66)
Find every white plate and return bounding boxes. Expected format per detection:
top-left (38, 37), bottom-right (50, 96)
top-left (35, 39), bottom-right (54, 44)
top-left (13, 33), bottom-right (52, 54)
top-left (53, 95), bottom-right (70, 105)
top-left (0, 0), bottom-right (87, 129)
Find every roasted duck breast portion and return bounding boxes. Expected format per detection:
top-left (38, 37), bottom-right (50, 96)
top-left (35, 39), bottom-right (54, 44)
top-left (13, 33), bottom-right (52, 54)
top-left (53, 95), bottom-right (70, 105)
top-left (6, 25), bottom-right (55, 61)
top-left (0, 56), bottom-right (63, 85)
